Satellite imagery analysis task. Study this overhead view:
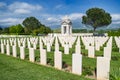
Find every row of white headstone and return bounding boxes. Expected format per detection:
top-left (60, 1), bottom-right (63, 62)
top-left (0, 35), bottom-right (113, 80)
top-left (0, 37), bottom-right (82, 75)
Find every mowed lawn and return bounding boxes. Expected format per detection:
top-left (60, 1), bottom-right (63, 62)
top-left (0, 53), bottom-right (91, 80)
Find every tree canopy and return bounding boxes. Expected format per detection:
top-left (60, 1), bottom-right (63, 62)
top-left (33, 26), bottom-right (52, 35)
top-left (22, 16), bottom-right (42, 33)
top-left (9, 24), bottom-right (24, 34)
top-left (82, 8), bottom-right (112, 31)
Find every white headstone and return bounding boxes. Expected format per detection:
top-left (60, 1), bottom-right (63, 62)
top-left (97, 57), bottom-right (110, 80)
top-left (33, 42), bottom-right (36, 49)
top-left (75, 44), bottom-right (81, 54)
top-left (47, 42), bottom-right (51, 52)
top-left (40, 49), bottom-right (47, 65)
top-left (23, 41), bottom-right (26, 48)
top-left (119, 48), bottom-right (120, 53)
top-left (6, 44), bottom-right (10, 55)
top-left (20, 47), bottom-right (25, 59)
top-left (39, 38), bottom-right (43, 51)
top-left (55, 37), bottom-right (59, 52)
top-left (12, 45), bottom-right (17, 57)
top-left (54, 51), bottom-right (62, 69)
top-left (88, 46), bottom-right (95, 58)
top-left (96, 43), bottom-right (100, 51)
top-left (1, 44), bottom-right (4, 54)
top-left (29, 48), bottom-right (35, 62)
top-left (104, 47), bottom-right (111, 60)
top-left (72, 53), bottom-right (82, 75)
top-left (64, 44), bottom-right (69, 54)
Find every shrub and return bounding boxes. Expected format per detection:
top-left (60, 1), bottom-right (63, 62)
top-left (82, 66), bottom-right (93, 76)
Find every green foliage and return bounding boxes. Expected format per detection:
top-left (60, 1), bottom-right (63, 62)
top-left (0, 27), bottom-right (2, 34)
top-left (47, 58), bottom-right (54, 66)
top-left (0, 16), bottom-right (52, 35)
top-left (2, 27), bottom-right (9, 34)
top-left (9, 24), bottom-right (24, 34)
top-left (82, 66), bottom-right (93, 76)
top-left (33, 26), bottom-right (52, 35)
top-left (108, 29), bottom-right (120, 36)
top-left (53, 28), bottom-right (61, 33)
top-left (72, 29), bottom-right (88, 33)
top-left (82, 8), bottom-right (112, 31)
top-left (22, 16), bottom-right (42, 33)
top-left (22, 16), bottom-right (52, 35)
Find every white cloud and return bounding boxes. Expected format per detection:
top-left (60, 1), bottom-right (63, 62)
top-left (112, 21), bottom-right (120, 24)
top-left (46, 13), bottom-right (84, 22)
top-left (55, 4), bottom-right (63, 9)
top-left (0, 2), bottom-right (6, 8)
top-left (68, 13), bottom-right (84, 20)
top-left (0, 18), bottom-right (24, 25)
top-left (111, 14), bottom-right (120, 20)
top-left (14, 9), bottom-right (30, 14)
top-left (8, 2), bottom-right (42, 14)
top-left (47, 17), bottom-right (60, 22)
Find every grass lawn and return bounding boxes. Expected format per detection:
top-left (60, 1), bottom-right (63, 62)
top-left (0, 37), bottom-right (120, 80)
top-left (0, 53), bottom-right (92, 80)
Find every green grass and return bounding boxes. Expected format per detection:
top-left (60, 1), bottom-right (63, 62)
top-left (0, 53), bottom-right (91, 80)
top-left (0, 36), bottom-right (120, 80)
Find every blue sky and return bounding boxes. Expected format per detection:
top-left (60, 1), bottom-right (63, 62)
top-left (0, 0), bottom-right (120, 29)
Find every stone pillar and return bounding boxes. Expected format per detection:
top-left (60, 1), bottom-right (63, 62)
top-left (88, 46), bottom-right (95, 58)
top-left (29, 48), bottom-right (35, 62)
top-left (72, 53), bottom-right (82, 75)
top-left (66, 25), bottom-right (69, 34)
top-left (40, 49), bottom-right (47, 65)
top-left (61, 26), bottom-right (63, 34)
top-left (54, 51), bottom-right (62, 69)
top-left (97, 57), bottom-right (110, 80)
top-left (1, 43), bottom-right (4, 54)
top-left (20, 47), bottom-right (25, 59)
top-left (64, 44), bottom-right (69, 54)
top-left (12, 45), bottom-right (17, 57)
top-left (6, 44), bottom-right (10, 55)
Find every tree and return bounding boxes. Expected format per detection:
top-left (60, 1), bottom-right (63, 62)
top-left (15, 24), bottom-right (24, 34)
top-left (9, 24), bottom-right (24, 34)
top-left (45, 27), bottom-right (53, 33)
top-left (33, 26), bottom-right (52, 35)
top-left (82, 8), bottom-right (112, 31)
top-left (22, 16), bottom-right (42, 33)
top-left (0, 27), bottom-right (2, 34)
top-left (2, 27), bottom-right (9, 34)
